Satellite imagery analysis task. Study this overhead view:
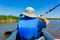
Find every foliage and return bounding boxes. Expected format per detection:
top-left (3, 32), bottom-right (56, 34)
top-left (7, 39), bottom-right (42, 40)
top-left (47, 18), bottom-right (60, 20)
top-left (0, 15), bottom-right (60, 20)
top-left (0, 15), bottom-right (19, 20)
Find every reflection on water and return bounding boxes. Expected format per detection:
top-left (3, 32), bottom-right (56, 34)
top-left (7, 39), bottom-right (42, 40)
top-left (0, 20), bottom-right (60, 39)
top-left (46, 20), bottom-right (60, 39)
top-left (0, 22), bottom-right (18, 40)
top-left (0, 22), bottom-right (17, 34)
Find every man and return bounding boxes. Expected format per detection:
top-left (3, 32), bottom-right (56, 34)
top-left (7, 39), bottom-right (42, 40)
top-left (16, 7), bottom-right (49, 40)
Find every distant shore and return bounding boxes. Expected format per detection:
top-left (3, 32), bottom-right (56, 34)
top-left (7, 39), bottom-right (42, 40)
top-left (0, 15), bottom-right (19, 24)
top-left (0, 15), bottom-right (60, 24)
top-left (47, 18), bottom-right (60, 20)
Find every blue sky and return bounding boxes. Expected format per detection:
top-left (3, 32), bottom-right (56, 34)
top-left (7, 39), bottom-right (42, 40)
top-left (0, 0), bottom-right (60, 18)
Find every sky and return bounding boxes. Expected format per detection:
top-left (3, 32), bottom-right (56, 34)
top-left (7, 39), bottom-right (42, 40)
top-left (0, 0), bottom-right (60, 18)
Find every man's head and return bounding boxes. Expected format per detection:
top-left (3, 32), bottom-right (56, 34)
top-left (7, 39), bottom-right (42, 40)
top-left (23, 7), bottom-right (37, 17)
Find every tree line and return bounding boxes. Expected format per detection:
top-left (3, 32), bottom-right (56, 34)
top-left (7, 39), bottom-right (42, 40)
top-left (0, 15), bottom-right (19, 24)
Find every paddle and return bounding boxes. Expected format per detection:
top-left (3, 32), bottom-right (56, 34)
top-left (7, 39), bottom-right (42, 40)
top-left (40, 3), bottom-right (60, 16)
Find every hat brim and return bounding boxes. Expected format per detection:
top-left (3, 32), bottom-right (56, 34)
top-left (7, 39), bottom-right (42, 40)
top-left (23, 12), bottom-right (37, 17)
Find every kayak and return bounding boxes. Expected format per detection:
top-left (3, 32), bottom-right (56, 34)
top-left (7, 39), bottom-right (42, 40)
top-left (6, 30), bottom-right (55, 40)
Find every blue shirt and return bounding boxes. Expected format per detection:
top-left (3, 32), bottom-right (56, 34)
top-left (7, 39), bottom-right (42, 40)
top-left (18, 17), bottom-right (46, 39)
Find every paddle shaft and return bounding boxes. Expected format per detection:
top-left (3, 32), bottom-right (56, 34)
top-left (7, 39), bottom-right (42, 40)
top-left (40, 3), bottom-right (60, 16)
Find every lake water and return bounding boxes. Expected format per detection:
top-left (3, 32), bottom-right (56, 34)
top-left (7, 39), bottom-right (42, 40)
top-left (46, 20), bottom-right (60, 39)
top-left (0, 20), bottom-right (60, 40)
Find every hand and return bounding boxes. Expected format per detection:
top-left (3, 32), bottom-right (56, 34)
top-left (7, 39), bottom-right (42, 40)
top-left (37, 15), bottom-right (49, 25)
top-left (37, 15), bottom-right (45, 20)
top-left (37, 15), bottom-right (44, 19)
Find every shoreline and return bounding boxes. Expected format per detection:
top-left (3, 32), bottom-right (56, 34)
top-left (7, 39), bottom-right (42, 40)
top-left (0, 15), bottom-right (19, 24)
top-left (0, 15), bottom-right (60, 24)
